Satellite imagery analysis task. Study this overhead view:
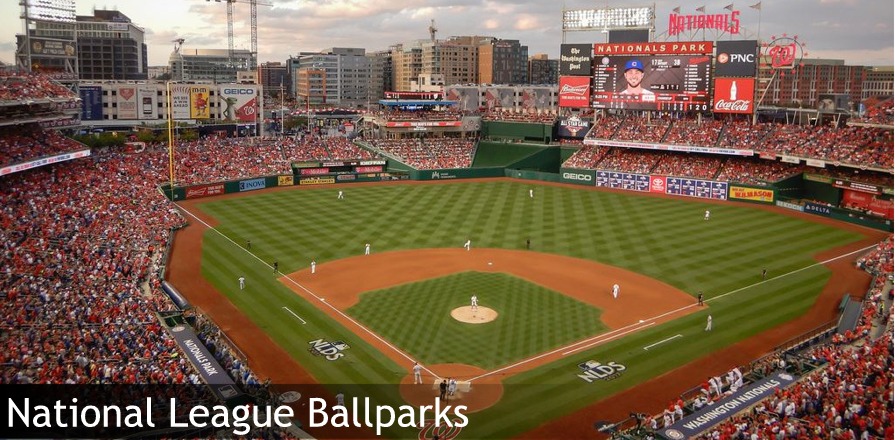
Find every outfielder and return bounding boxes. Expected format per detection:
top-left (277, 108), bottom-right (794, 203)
top-left (529, 188), bottom-right (534, 198)
top-left (704, 210), bottom-right (711, 221)
top-left (337, 190), bottom-right (344, 199)
top-left (238, 276), bottom-right (245, 290)
top-left (612, 283), bottom-right (620, 299)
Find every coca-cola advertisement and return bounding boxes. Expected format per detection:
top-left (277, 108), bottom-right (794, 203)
top-left (713, 77), bottom-right (754, 114)
top-left (558, 76), bottom-right (591, 108)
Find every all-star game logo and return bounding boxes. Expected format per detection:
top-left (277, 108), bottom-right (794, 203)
top-left (308, 338), bottom-right (350, 361)
top-left (576, 360), bottom-right (626, 383)
top-left (559, 116), bottom-right (591, 138)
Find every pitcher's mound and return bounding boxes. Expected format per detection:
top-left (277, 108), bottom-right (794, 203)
top-left (451, 306), bottom-right (497, 323)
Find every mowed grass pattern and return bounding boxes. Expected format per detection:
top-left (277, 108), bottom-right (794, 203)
top-left (194, 180), bottom-right (867, 438)
top-left (347, 272), bottom-right (606, 369)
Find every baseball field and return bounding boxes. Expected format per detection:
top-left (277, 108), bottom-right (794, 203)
top-left (168, 178), bottom-right (883, 438)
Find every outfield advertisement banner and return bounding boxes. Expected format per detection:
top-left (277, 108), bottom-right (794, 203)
top-left (583, 139), bottom-right (753, 156)
top-left (728, 185), bottom-right (774, 203)
top-left (663, 372), bottom-right (798, 439)
top-left (278, 175), bottom-right (294, 186)
top-left (185, 183), bottom-right (225, 199)
top-left (300, 177), bottom-right (336, 185)
top-left (171, 84), bottom-right (191, 120)
top-left (804, 202), bottom-right (833, 216)
top-left (665, 177), bottom-right (728, 200)
top-left (0, 149), bottom-right (91, 176)
top-left (239, 178), bottom-right (266, 192)
top-left (138, 86), bottom-right (157, 120)
top-left (561, 169), bottom-right (596, 185)
top-left (596, 171), bottom-right (650, 192)
top-left (776, 200), bottom-right (804, 212)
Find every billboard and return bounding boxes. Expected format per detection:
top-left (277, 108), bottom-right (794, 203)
top-left (29, 37), bottom-right (76, 57)
top-left (117, 86), bottom-right (137, 120)
top-left (220, 86), bottom-right (258, 122)
top-left (715, 40), bottom-right (758, 77)
top-left (189, 86), bottom-right (211, 119)
top-left (79, 86), bottom-right (103, 121)
top-left (521, 88), bottom-right (551, 110)
top-left (713, 78), bottom-right (755, 114)
top-left (137, 86), bottom-right (157, 120)
top-left (558, 76), bottom-right (591, 108)
top-left (483, 87), bottom-right (515, 109)
top-left (444, 86), bottom-right (480, 112)
top-left (591, 54), bottom-right (712, 111)
top-left (559, 44), bottom-right (593, 76)
top-left (171, 84), bottom-right (191, 120)
top-left (557, 116), bottom-right (592, 138)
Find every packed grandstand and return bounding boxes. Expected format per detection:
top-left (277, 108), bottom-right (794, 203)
top-left (1, 70), bottom-right (892, 439)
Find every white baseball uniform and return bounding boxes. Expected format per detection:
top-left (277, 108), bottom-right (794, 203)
top-left (238, 276), bottom-right (245, 290)
top-left (612, 283), bottom-right (620, 299)
top-left (705, 314), bottom-right (713, 331)
top-left (464, 239), bottom-right (471, 251)
top-left (471, 295), bottom-right (478, 311)
top-left (412, 363), bottom-right (422, 384)
top-left (704, 210), bottom-right (711, 220)
top-left (365, 243), bottom-right (371, 255)
top-left (338, 190), bottom-right (344, 199)
top-left (311, 260), bottom-right (316, 274)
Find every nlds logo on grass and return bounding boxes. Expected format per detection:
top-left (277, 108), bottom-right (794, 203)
top-left (308, 339), bottom-right (350, 361)
top-left (576, 360), bottom-right (626, 382)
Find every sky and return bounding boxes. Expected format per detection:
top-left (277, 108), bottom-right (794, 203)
top-left (0, 0), bottom-right (892, 68)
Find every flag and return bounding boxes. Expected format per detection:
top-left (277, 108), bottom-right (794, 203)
top-left (696, 5), bottom-right (706, 12)
top-left (724, 3), bottom-right (734, 10)
top-left (749, 1), bottom-right (761, 10)
top-left (672, 6), bottom-right (681, 13)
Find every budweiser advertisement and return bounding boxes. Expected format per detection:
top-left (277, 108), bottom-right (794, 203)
top-left (558, 76), bottom-right (591, 108)
top-left (713, 77), bottom-right (754, 114)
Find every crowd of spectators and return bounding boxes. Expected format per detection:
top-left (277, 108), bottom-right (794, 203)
top-left (714, 158), bottom-right (806, 186)
top-left (482, 108), bottom-right (557, 124)
top-left (0, 71), bottom-right (76, 102)
top-left (562, 145), bottom-right (611, 169)
top-left (369, 137), bottom-right (475, 169)
top-left (651, 153), bottom-right (725, 180)
top-left (850, 100), bottom-right (894, 126)
top-left (612, 115), bottom-right (672, 144)
top-left (0, 125), bottom-right (87, 167)
top-left (663, 119), bottom-right (725, 147)
top-left (1, 149), bottom-right (188, 384)
top-left (596, 148), bottom-right (668, 174)
top-left (171, 138), bottom-right (289, 185)
top-left (373, 109), bottom-right (463, 122)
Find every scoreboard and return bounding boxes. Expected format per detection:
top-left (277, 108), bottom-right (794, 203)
top-left (591, 54), bottom-right (712, 111)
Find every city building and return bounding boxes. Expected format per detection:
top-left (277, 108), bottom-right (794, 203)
top-left (258, 61), bottom-right (288, 97)
top-left (478, 38), bottom-right (529, 85)
top-left (528, 53), bottom-right (559, 85)
top-left (168, 48), bottom-right (253, 83)
top-left (290, 48), bottom-right (370, 108)
top-left (367, 50), bottom-right (393, 108)
top-left (74, 10), bottom-right (148, 80)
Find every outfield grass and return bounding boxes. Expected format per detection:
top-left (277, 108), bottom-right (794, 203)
top-left (193, 180), bottom-right (865, 437)
top-left (347, 271), bottom-right (606, 369)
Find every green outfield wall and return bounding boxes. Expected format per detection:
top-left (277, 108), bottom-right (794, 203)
top-left (481, 121), bottom-right (553, 144)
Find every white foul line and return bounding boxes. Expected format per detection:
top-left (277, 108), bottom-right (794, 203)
top-left (282, 306), bottom-right (307, 324)
top-left (643, 334), bottom-right (682, 350)
top-left (176, 205), bottom-right (438, 378)
top-left (177, 203), bottom-right (879, 384)
top-left (561, 321), bottom-right (655, 356)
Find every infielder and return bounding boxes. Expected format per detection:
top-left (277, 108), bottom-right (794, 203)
top-left (238, 276), bottom-right (245, 290)
top-left (705, 314), bottom-right (713, 331)
top-left (364, 243), bottom-right (371, 255)
top-left (464, 239), bottom-right (471, 251)
top-left (471, 294), bottom-right (478, 311)
top-left (704, 210), bottom-right (711, 221)
top-left (612, 283), bottom-right (620, 299)
top-left (412, 362), bottom-right (423, 384)
top-left (311, 260), bottom-right (316, 274)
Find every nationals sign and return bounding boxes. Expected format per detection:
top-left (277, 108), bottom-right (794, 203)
top-left (713, 78), bottom-right (754, 114)
top-left (558, 76), bottom-right (591, 108)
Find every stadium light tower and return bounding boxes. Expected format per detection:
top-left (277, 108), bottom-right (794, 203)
top-left (561, 6), bottom-right (655, 43)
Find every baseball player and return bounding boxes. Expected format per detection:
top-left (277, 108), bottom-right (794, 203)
top-left (337, 190), bottom-right (344, 199)
top-left (697, 291), bottom-right (704, 306)
top-left (448, 377), bottom-right (457, 397)
top-left (761, 268), bottom-right (767, 280)
top-left (529, 188), bottom-right (534, 198)
top-left (238, 276), bottom-right (245, 290)
top-left (364, 243), bottom-right (371, 255)
top-left (273, 260), bottom-right (278, 273)
top-left (704, 209), bottom-right (711, 221)
top-left (464, 239), bottom-right (471, 251)
top-left (412, 362), bottom-right (423, 384)
top-left (471, 294), bottom-right (478, 312)
top-left (705, 314), bottom-right (713, 331)
top-left (311, 260), bottom-right (316, 274)
top-left (612, 283), bottom-right (620, 299)
top-left (335, 392), bottom-right (345, 407)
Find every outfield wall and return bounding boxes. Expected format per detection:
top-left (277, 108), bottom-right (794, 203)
top-left (481, 121), bottom-right (553, 144)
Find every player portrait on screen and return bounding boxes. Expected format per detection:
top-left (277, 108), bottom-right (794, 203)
top-left (618, 59), bottom-right (655, 96)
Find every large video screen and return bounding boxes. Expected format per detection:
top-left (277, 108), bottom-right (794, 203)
top-left (591, 54), bottom-right (712, 111)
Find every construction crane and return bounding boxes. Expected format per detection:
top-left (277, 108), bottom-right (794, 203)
top-left (206, 0), bottom-right (271, 69)
top-left (428, 19), bottom-right (438, 42)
